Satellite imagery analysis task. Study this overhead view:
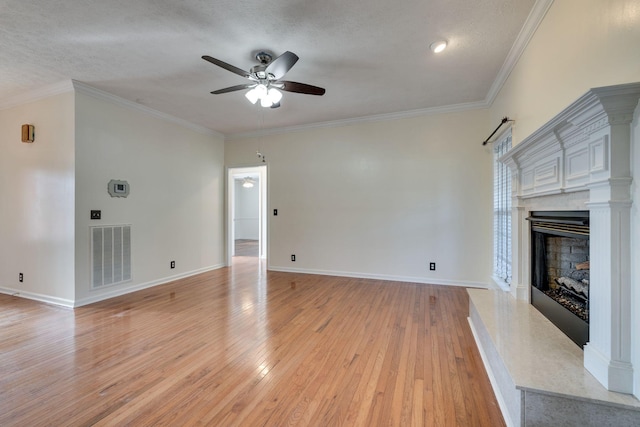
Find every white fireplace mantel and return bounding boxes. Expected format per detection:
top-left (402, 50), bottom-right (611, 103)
top-left (500, 82), bottom-right (640, 394)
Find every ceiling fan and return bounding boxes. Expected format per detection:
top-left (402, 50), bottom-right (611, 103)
top-left (202, 50), bottom-right (325, 108)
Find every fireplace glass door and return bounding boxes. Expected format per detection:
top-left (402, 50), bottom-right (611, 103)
top-left (528, 211), bottom-right (589, 347)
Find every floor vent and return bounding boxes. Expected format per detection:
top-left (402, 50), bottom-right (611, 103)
top-left (91, 225), bottom-right (132, 288)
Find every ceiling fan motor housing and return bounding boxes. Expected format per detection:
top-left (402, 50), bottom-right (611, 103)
top-left (253, 52), bottom-right (273, 79)
top-left (251, 65), bottom-right (270, 80)
top-left (255, 51), bottom-right (273, 65)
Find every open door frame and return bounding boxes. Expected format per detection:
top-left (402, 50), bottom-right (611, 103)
top-left (226, 165), bottom-right (267, 265)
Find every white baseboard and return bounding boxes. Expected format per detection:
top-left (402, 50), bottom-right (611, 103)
top-left (267, 266), bottom-right (488, 289)
top-left (0, 286), bottom-right (74, 308)
top-left (1, 264), bottom-right (226, 308)
top-left (74, 263), bottom-right (226, 307)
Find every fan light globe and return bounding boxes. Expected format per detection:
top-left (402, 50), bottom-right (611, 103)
top-left (260, 97), bottom-right (273, 108)
top-left (256, 84), bottom-right (268, 97)
top-left (245, 88), bottom-right (259, 104)
top-left (268, 88), bottom-right (283, 104)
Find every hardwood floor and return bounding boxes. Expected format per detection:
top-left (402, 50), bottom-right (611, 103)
top-left (235, 239), bottom-right (259, 257)
top-left (0, 258), bottom-right (504, 426)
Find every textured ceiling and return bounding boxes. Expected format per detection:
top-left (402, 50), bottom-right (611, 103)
top-left (0, 0), bottom-right (538, 136)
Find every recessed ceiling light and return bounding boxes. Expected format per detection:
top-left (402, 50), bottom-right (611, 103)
top-left (430, 40), bottom-right (447, 53)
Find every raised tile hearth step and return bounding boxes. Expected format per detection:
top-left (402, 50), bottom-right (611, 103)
top-left (467, 288), bottom-right (640, 427)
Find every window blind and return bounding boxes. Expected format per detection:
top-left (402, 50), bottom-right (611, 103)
top-left (493, 133), bottom-right (512, 285)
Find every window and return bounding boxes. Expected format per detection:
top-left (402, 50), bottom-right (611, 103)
top-left (493, 132), bottom-right (512, 287)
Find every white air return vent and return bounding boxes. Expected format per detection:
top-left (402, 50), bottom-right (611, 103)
top-left (91, 225), bottom-right (132, 288)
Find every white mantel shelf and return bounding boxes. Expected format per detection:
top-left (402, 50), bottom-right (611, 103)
top-left (501, 83), bottom-right (640, 199)
top-left (469, 82), bottom-right (640, 426)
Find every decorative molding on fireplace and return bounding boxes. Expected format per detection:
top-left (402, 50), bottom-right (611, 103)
top-left (500, 82), bottom-right (640, 395)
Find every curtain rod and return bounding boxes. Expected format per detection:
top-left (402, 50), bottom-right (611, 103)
top-left (482, 117), bottom-right (513, 146)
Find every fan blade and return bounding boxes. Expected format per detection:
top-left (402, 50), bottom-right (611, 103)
top-left (280, 81), bottom-right (326, 96)
top-left (211, 84), bottom-right (255, 94)
top-left (266, 51), bottom-right (299, 80)
top-left (202, 55), bottom-right (251, 79)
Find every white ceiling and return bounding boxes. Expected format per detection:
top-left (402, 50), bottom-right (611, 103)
top-left (0, 0), bottom-right (540, 137)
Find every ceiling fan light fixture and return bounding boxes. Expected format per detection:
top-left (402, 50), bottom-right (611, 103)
top-left (203, 51), bottom-right (325, 108)
top-left (260, 97), bottom-right (273, 108)
top-left (245, 88), bottom-right (259, 104)
top-left (430, 40), bottom-right (447, 53)
top-left (268, 88), bottom-right (283, 104)
top-left (242, 177), bottom-right (254, 188)
top-left (256, 84), bottom-right (268, 97)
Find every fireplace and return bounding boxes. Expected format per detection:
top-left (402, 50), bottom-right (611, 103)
top-left (528, 210), bottom-right (589, 347)
top-left (498, 83), bottom-right (640, 394)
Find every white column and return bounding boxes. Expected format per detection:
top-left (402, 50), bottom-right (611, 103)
top-left (582, 115), bottom-right (634, 393)
top-left (583, 198), bottom-right (633, 393)
top-left (510, 202), bottom-right (529, 301)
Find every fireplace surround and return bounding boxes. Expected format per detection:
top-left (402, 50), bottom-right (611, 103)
top-left (499, 82), bottom-right (640, 394)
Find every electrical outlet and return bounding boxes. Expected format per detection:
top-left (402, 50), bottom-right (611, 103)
top-left (170, 261), bottom-right (175, 269)
top-left (90, 210), bottom-right (101, 220)
top-left (19, 273), bottom-right (23, 282)
top-left (291, 254), bottom-right (296, 262)
top-left (429, 262), bottom-right (436, 271)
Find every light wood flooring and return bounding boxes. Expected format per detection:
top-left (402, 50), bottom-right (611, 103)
top-left (235, 239), bottom-right (259, 257)
top-left (0, 257), bottom-right (504, 426)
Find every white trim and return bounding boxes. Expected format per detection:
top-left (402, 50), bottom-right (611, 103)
top-left (268, 266), bottom-right (488, 289)
top-left (72, 81), bottom-right (224, 138)
top-left (467, 317), bottom-right (516, 427)
top-left (485, 0), bottom-right (554, 106)
top-left (225, 100), bottom-right (488, 140)
top-left (226, 165), bottom-right (268, 265)
top-left (0, 286), bottom-right (74, 308)
top-left (0, 80), bottom-right (74, 110)
top-left (74, 263), bottom-right (225, 307)
top-left (491, 275), bottom-right (511, 292)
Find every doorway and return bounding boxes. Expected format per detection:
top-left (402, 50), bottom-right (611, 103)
top-left (227, 165), bottom-right (267, 264)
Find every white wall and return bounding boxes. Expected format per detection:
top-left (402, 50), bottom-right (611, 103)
top-left (491, 0), bottom-right (640, 145)
top-left (0, 92), bottom-right (76, 305)
top-left (490, 0), bottom-right (640, 398)
top-left (226, 108), bottom-right (492, 286)
top-left (234, 179), bottom-right (259, 240)
top-left (74, 89), bottom-right (225, 305)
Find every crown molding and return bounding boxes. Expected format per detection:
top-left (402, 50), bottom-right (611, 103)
top-left (225, 99), bottom-right (488, 140)
top-left (72, 81), bottom-right (224, 139)
top-left (0, 80), bottom-right (74, 110)
top-left (485, 0), bottom-right (554, 106)
top-left (3, 0), bottom-right (553, 140)
top-left (227, 0), bottom-right (554, 143)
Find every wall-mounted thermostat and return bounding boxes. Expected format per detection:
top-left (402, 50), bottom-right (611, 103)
top-left (108, 180), bottom-right (130, 198)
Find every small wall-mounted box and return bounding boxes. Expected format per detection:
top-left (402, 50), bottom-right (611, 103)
top-left (108, 180), bottom-right (130, 198)
top-left (21, 124), bottom-right (35, 143)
